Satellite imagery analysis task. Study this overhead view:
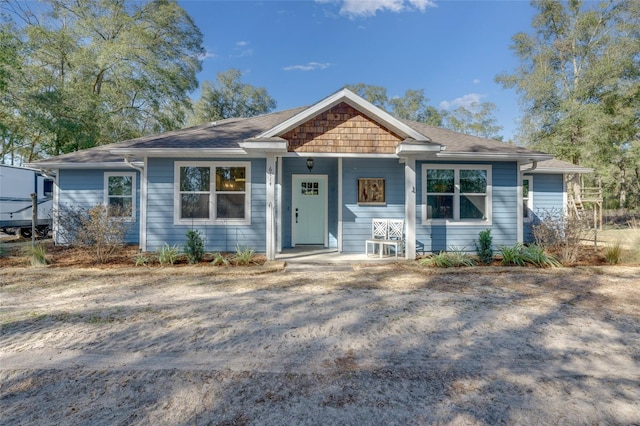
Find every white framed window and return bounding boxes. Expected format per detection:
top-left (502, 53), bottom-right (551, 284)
top-left (104, 172), bottom-right (136, 221)
top-left (422, 164), bottom-right (492, 225)
top-left (523, 176), bottom-right (533, 222)
top-left (174, 161), bottom-right (251, 225)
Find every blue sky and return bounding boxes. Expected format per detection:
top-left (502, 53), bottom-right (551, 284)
top-left (180, 0), bottom-right (537, 141)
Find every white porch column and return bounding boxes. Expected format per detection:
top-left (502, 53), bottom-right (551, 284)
top-left (276, 156), bottom-right (282, 253)
top-left (404, 157), bottom-right (416, 260)
top-left (338, 157), bottom-right (343, 252)
top-left (266, 155), bottom-right (276, 260)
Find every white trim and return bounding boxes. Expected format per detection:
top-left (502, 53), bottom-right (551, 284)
top-left (276, 156), bottom-right (283, 253)
top-left (111, 148), bottom-right (246, 157)
top-left (338, 157), bottom-right (343, 252)
top-left (405, 157), bottom-right (417, 260)
top-left (562, 174), bottom-right (568, 217)
top-left (437, 152), bottom-right (553, 162)
top-left (258, 88), bottom-right (430, 142)
top-left (103, 172), bottom-right (137, 222)
top-left (52, 169), bottom-right (60, 244)
top-left (421, 164), bottom-right (493, 226)
top-left (291, 174), bottom-right (329, 247)
top-left (517, 162), bottom-right (523, 243)
top-left (27, 162), bottom-right (143, 169)
top-left (140, 157), bottom-right (148, 251)
top-left (173, 161), bottom-right (251, 226)
top-left (523, 175), bottom-right (534, 223)
top-left (239, 139), bottom-right (288, 153)
top-left (266, 155), bottom-right (276, 260)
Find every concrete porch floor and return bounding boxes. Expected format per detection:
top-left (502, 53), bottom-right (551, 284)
top-left (276, 245), bottom-right (403, 264)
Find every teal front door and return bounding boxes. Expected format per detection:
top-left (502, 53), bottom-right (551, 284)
top-left (292, 175), bottom-right (327, 245)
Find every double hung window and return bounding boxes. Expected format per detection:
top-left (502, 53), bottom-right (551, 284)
top-left (175, 161), bottom-right (250, 225)
top-left (104, 172), bottom-right (136, 221)
top-left (422, 165), bottom-right (491, 224)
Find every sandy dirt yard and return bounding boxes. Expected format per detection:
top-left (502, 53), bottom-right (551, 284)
top-left (1, 263), bottom-right (639, 425)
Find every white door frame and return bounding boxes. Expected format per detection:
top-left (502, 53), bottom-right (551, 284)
top-left (291, 174), bottom-right (328, 247)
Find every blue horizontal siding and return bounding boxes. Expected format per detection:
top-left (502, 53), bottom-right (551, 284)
top-left (145, 158), bottom-right (266, 253)
top-left (341, 158), bottom-right (405, 253)
top-left (58, 168), bottom-right (140, 243)
top-left (416, 161), bottom-right (518, 253)
top-left (524, 174), bottom-right (564, 243)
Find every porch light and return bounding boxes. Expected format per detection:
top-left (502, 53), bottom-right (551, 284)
top-left (306, 158), bottom-right (314, 171)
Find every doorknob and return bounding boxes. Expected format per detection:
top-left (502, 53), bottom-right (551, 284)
top-left (295, 208), bottom-right (298, 223)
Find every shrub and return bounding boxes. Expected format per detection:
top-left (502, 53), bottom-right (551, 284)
top-left (24, 242), bottom-right (51, 267)
top-left (475, 229), bottom-right (493, 264)
top-left (499, 243), bottom-right (561, 268)
top-left (211, 252), bottom-right (230, 266)
top-left (158, 243), bottom-right (180, 265)
top-left (233, 245), bottom-right (255, 266)
top-left (532, 208), bottom-right (591, 264)
top-left (499, 244), bottom-right (527, 266)
top-left (605, 241), bottom-right (622, 265)
top-left (420, 247), bottom-right (477, 268)
top-left (184, 230), bottom-right (204, 264)
top-left (54, 204), bottom-right (132, 264)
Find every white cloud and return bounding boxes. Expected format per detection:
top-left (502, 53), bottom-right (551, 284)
top-left (473, 78), bottom-right (480, 84)
top-left (317, 0), bottom-right (436, 18)
top-left (283, 62), bottom-right (332, 71)
top-left (232, 41), bottom-right (253, 58)
top-left (439, 93), bottom-right (486, 110)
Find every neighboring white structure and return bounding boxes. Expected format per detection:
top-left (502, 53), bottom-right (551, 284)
top-left (0, 164), bottom-right (53, 238)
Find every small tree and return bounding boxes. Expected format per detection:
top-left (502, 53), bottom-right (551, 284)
top-left (475, 229), bottom-right (493, 264)
top-left (184, 229), bottom-right (204, 264)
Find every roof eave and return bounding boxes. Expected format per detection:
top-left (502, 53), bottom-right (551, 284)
top-left (395, 141), bottom-right (443, 156)
top-left (239, 137), bottom-right (288, 153)
top-left (109, 148), bottom-right (247, 157)
top-left (436, 152), bottom-right (554, 162)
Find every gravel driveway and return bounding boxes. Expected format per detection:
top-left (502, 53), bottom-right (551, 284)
top-left (1, 264), bottom-right (639, 425)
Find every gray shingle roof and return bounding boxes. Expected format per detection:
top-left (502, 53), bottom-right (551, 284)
top-left (30, 102), bottom-right (553, 166)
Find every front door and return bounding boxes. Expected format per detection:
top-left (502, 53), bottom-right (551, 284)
top-left (292, 175), bottom-right (327, 246)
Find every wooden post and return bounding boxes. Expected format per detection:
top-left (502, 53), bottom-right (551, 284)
top-left (31, 193), bottom-right (37, 245)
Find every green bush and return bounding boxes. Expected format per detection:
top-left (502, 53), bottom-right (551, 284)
top-left (184, 230), bottom-right (204, 264)
top-left (420, 247), bottom-right (477, 268)
top-left (475, 229), bottom-right (493, 264)
top-left (158, 243), bottom-right (180, 265)
top-left (499, 243), bottom-right (561, 268)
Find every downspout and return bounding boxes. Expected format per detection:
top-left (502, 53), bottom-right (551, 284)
top-left (124, 156), bottom-right (144, 174)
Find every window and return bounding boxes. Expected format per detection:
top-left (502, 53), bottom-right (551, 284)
top-left (104, 172), bottom-right (136, 221)
top-left (174, 161), bottom-right (250, 225)
top-left (523, 176), bottom-right (533, 222)
top-left (422, 164), bottom-right (492, 224)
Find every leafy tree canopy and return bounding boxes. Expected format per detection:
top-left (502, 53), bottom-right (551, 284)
top-left (346, 83), bottom-right (502, 138)
top-left (189, 69), bottom-right (277, 125)
top-left (496, 0), bottom-right (640, 208)
top-left (1, 0), bottom-right (204, 162)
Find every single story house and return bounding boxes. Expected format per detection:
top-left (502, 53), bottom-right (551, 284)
top-left (28, 88), bottom-right (590, 260)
